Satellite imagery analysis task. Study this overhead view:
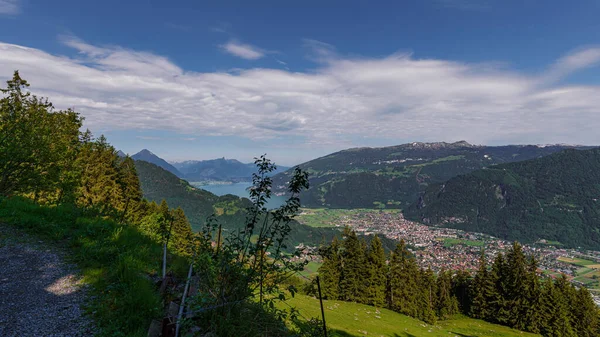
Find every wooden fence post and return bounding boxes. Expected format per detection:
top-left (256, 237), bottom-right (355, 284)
top-left (316, 276), bottom-right (328, 337)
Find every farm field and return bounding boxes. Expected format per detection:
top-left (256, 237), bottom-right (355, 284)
top-left (296, 208), bottom-right (401, 228)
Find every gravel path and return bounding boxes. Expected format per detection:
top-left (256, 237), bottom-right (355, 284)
top-left (0, 226), bottom-right (96, 337)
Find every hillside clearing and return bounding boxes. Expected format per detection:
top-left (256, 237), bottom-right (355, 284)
top-left (283, 294), bottom-right (540, 337)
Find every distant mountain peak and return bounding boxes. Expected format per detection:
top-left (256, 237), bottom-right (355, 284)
top-left (116, 150), bottom-right (127, 158)
top-left (132, 149), bottom-right (183, 178)
top-left (136, 149), bottom-right (155, 156)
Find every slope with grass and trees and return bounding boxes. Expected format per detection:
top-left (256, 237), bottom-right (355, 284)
top-left (405, 147), bottom-right (600, 249)
top-left (314, 229), bottom-right (600, 337)
top-left (0, 71), bottom-right (326, 336)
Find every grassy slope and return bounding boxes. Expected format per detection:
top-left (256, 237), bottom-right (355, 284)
top-left (0, 197), bottom-right (187, 337)
top-left (285, 295), bottom-right (540, 337)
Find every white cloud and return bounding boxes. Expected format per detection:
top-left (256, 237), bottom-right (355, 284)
top-left (0, 37), bottom-right (600, 150)
top-left (220, 40), bottom-right (265, 60)
top-left (0, 0), bottom-right (20, 14)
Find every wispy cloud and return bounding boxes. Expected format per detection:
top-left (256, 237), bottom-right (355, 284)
top-left (220, 40), bottom-right (265, 60)
top-left (0, 37), bottom-right (599, 150)
top-left (0, 0), bottom-right (20, 14)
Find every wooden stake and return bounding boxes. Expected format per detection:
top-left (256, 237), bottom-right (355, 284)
top-left (316, 276), bottom-right (328, 337)
top-left (175, 261), bottom-right (194, 337)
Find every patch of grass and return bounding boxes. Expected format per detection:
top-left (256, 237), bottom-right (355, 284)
top-left (0, 197), bottom-right (187, 337)
top-left (283, 294), bottom-right (540, 337)
top-left (298, 261), bottom-right (322, 278)
top-left (558, 256), bottom-right (597, 267)
top-left (296, 208), bottom-right (401, 228)
top-left (442, 238), bottom-right (484, 248)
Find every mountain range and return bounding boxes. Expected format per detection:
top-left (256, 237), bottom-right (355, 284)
top-left (127, 149), bottom-right (288, 183)
top-left (272, 141), bottom-right (592, 209)
top-left (173, 157), bottom-right (288, 182)
top-left (404, 147), bottom-right (600, 249)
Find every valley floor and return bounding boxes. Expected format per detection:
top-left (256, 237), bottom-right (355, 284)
top-left (0, 225), bottom-right (95, 337)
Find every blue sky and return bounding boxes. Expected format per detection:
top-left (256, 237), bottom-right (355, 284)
top-left (1, 0), bottom-right (600, 166)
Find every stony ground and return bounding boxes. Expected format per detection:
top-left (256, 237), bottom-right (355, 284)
top-left (0, 225), bottom-right (96, 337)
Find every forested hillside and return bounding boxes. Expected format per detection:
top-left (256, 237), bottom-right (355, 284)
top-left (135, 159), bottom-right (251, 231)
top-left (135, 158), bottom-right (347, 250)
top-left (273, 141), bottom-right (590, 209)
top-left (405, 148), bottom-right (600, 249)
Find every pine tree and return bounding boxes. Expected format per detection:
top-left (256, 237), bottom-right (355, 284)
top-left (572, 287), bottom-right (600, 337)
top-left (470, 249), bottom-right (491, 319)
top-left (543, 276), bottom-right (576, 337)
top-left (451, 270), bottom-right (472, 315)
top-left (339, 228), bottom-right (365, 302)
top-left (505, 242), bottom-right (529, 330)
top-left (489, 252), bottom-right (509, 324)
top-left (523, 256), bottom-right (543, 334)
top-left (366, 235), bottom-right (387, 307)
top-left (388, 240), bottom-right (419, 318)
top-left (170, 207), bottom-right (193, 255)
top-left (417, 267), bottom-right (437, 324)
top-left (117, 156), bottom-right (143, 223)
top-left (317, 237), bottom-right (341, 300)
top-left (435, 269), bottom-right (459, 320)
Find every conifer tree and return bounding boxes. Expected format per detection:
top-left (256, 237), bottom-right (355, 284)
top-left (489, 252), bottom-right (510, 324)
top-left (388, 240), bottom-right (419, 318)
top-left (451, 270), bottom-right (472, 315)
top-left (572, 287), bottom-right (600, 337)
top-left (523, 256), bottom-right (543, 334)
top-left (170, 207), bottom-right (193, 255)
top-left (543, 276), bottom-right (576, 337)
top-left (417, 267), bottom-right (437, 324)
top-left (317, 237), bottom-right (342, 300)
top-left (505, 242), bottom-right (529, 330)
top-left (117, 156), bottom-right (143, 223)
top-left (366, 235), bottom-right (387, 307)
top-left (435, 269), bottom-right (458, 320)
top-left (339, 228), bottom-right (365, 302)
top-left (470, 249), bottom-right (491, 319)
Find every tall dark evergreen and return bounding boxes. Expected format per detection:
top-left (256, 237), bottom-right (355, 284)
top-left (365, 235), bottom-right (387, 307)
top-left (470, 250), bottom-right (492, 320)
top-left (489, 252), bottom-right (510, 324)
top-left (417, 267), bottom-right (437, 324)
top-left (523, 256), bottom-right (543, 334)
top-left (572, 287), bottom-right (600, 337)
top-left (435, 269), bottom-right (458, 320)
top-left (317, 236), bottom-right (341, 300)
top-left (505, 242), bottom-right (529, 330)
top-left (388, 240), bottom-right (419, 317)
top-left (339, 227), bottom-right (366, 302)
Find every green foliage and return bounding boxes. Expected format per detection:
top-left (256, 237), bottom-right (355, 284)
top-left (0, 71), bottom-right (83, 197)
top-left (407, 148), bottom-right (600, 249)
top-left (184, 157), bottom-right (323, 336)
top-left (466, 242), bottom-right (600, 337)
top-left (365, 235), bottom-right (387, 307)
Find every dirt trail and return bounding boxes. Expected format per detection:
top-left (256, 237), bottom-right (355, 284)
top-left (0, 226), bottom-right (95, 337)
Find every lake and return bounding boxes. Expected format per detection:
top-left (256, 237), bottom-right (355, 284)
top-left (194, 181), bottom-right (287, 209)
